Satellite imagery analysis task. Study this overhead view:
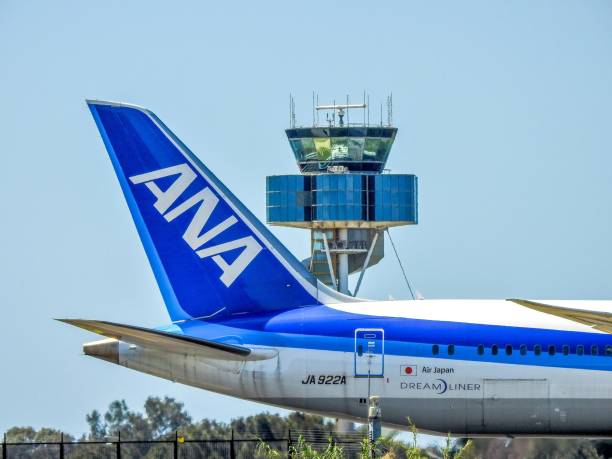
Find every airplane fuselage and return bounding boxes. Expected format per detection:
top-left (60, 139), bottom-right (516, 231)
top-left (104, 299), bottom-right (612, 436)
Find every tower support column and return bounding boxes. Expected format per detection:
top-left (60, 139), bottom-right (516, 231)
top-left (337, 228), bottom-right (349, 294)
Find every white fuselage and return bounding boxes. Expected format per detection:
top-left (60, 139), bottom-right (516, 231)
top-left (107, 300), bottom-right (612, 436)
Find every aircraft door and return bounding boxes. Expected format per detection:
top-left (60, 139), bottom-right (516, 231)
top-left (354, 329), bottom-right (384, 377)
top-left (483, 379), bottom-right (550, 433)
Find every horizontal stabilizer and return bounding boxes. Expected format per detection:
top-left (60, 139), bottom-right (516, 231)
top-left (58, 319), bottom-right (275, 361)
top-left (508, 299), bottom-right (612, 334)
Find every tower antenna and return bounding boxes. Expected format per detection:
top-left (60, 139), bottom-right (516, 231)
top-left (363, 91), bottom-right (366, 126)
top-left (312, 91), bottom-right (315, 126)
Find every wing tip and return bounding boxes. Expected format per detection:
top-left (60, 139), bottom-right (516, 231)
top-left (55, 318), bottom-right (88, 324)
top-left (55, 318), bottom-right (78, 325)
top-left (507, 298), bottom-right (532, 306)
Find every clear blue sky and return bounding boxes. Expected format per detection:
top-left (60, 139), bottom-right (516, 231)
top-left (1, 0), bottom-right (611, 437)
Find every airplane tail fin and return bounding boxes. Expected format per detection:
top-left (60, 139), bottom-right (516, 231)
top-left (87, 100), bottom-right (351, 322)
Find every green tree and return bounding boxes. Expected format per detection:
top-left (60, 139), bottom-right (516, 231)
top-left (4, 427), bottom-right (73, 459)
top-left (9, 396), bottom-right (612, 459)
top-left (144, 396), bottom-right (192, 438)
top-left (85, 409), bottom-right (105, 439)
top-left (458, 437), bottom-right (602, 459)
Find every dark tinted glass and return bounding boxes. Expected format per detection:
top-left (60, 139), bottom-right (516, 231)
top-left (548, 345), bottom-right (556, 356)
top-left (286, 127), bottom-right (397, 173)
top-left (562, 345), bottom-right (569, 356)
top-left (606, 346), bottom-right (612, 356)
top-left (267, 174), bottom-right (417, 223)
top-left (534, 345), bottom-right (541, 356)
top-left (477, 344), bottom-right (484, 355)
top-left (432, 345), bottom-right (439, 355)
top-left (520, 345), bottom-right (527, 356)
top-left (505, 345), bottom-right (512, 356)
top-left (491, 345), bottom-right (498, 356)
top-left (285, 127), bottom-right (397, 139)
top-left (448, 344), bottom-right (455, 355)
top-left (591, 345), bottom-right (599, 356)
top-left (577, 345), bottom-right (584, 356)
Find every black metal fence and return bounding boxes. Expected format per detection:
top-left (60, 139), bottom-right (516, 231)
top-left (1, 430), bottom-right (366, 458)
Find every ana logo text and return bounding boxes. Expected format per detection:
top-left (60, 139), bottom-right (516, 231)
top-left (129, 163), bottom-right (262, 287)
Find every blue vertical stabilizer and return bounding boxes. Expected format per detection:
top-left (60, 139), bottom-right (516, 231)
top-left (87, 100), bottom-right (334, 321)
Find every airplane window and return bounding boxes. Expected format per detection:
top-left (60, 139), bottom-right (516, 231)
top-left (520, 345), bottom-right (527, 356)
top-left (505, 345), bottom-right (512, 356)
top-left (548, 345), bottom-right (556, 356)
top-left (606, 346), bottom-right (612, 356)
top-left (577, 345), bottom-right (584, 356)
top-left (477, 344), bottom-right (484, 355)
top-left (432, 344), bottom-right (439, 355)
top-left (534, 345), bottom-right (541, 356)
top-left (447, 344), bottom-right (455, 355)
top-left (591, 345), bottom-right (599, 356)
top-left (491, 345), bottom-right (498, 356)
top-left (562, 345), bottom-right (569, 356)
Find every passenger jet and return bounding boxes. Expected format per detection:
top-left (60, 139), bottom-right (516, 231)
top-left (62, 100), bottom-right (612, 436)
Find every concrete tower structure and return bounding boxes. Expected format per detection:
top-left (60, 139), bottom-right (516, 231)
top-left (266, 96), bottom-right (418, 296)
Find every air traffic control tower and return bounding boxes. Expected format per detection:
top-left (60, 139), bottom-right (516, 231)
top-left (266, 96), bottom-right (418, 296)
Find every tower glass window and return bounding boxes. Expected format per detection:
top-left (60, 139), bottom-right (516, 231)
top-left (286, 127), bottom-right (397, 173)
top-left (266, 174), bottom-right (417, 225)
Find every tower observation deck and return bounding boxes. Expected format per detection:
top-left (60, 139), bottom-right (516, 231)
top-left (266, 95), bottom-right (418, 295)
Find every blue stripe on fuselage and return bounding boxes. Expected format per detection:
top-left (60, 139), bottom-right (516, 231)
top-left (163, 305), bottom-right (612, 372)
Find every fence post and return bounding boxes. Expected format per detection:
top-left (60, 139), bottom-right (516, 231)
top-left (174, 431), bottom-right (178, 459)
top-left (287, 428), bottom-right (292, 452)
top-left (116, 431), bottom-right (121, 459)
top-left (230, 429), bottom-right (236, 459)
top-left (59, 433), bottom-right (64, 459)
